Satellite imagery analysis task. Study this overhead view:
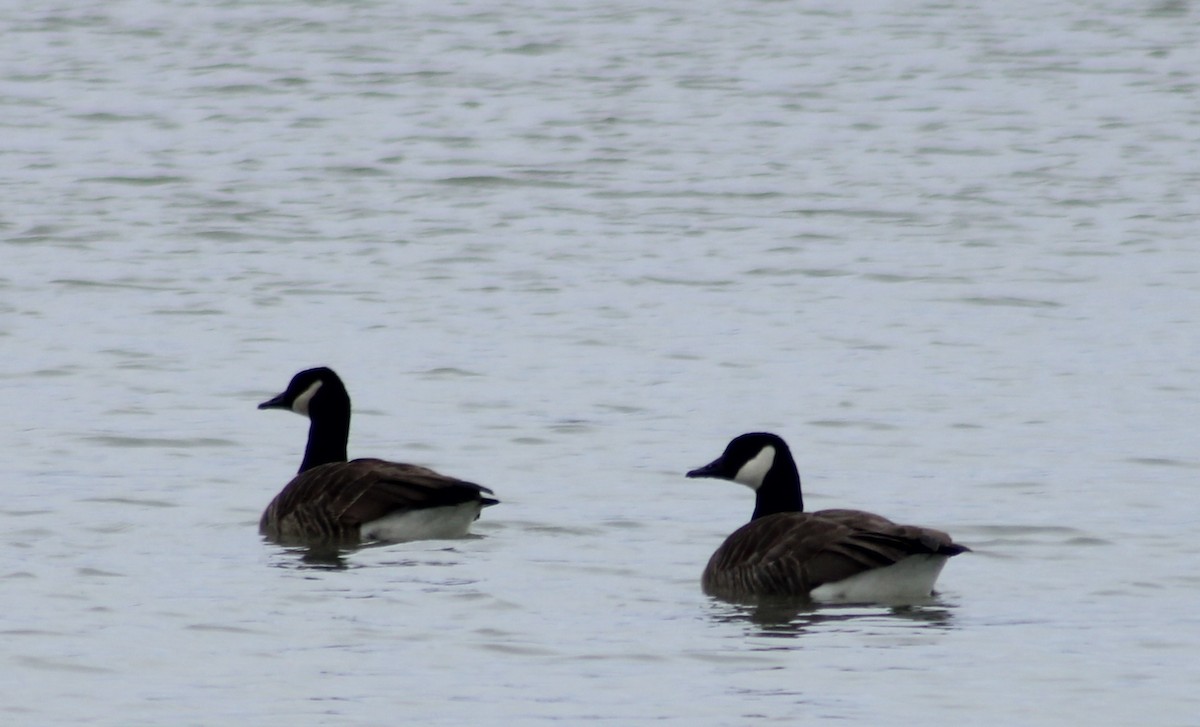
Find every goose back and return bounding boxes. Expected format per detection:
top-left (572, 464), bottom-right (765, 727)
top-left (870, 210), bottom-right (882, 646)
top-left (701, 509), bottom-right (966, 599)
top-left (260, 458), bottom-right (498, 545)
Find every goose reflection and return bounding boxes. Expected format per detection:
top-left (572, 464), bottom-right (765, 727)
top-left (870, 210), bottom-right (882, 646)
top-left (265, 538), bottom-right (485, 574)
top-left (707, 595), bottom-right (958, 637)
top-left (265, 542), bottom-right (356, 570)
top-left (264, 538), bottom-right (410, 571)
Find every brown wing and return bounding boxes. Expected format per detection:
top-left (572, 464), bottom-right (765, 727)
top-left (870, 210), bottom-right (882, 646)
top-left (814, 508), bottom-right (967, 555)
top-left (260, 458), bottom-right (496, 544)
top-left (701, 511), bottom-right (962, 599)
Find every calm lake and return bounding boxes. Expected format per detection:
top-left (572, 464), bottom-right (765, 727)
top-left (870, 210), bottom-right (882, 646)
top-left (3, 1), bottom-right (1199, 725)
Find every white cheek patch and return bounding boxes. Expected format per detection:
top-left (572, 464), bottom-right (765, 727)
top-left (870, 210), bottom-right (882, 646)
top-left (291, 380), bottom-right (323, 416)
top-left (733, 445), bottom-right (775, 490)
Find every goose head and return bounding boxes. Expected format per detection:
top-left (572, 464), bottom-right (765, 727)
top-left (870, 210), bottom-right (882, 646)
top-left (258, 367), bottom-right (349, 420)
top-left (259, 367), bottom-right (351, 473)
top-left (687, 432), bottom-right (803, 519)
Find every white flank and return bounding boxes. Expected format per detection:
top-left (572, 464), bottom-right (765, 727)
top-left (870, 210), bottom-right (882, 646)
top-left (733, 445), bottom-right (776, 490)
top-left (359, 502), bottom-right (483, 542)
top-left (809, 554), bottom-right (950, 604)
top-left (291, 380), bottom-right (323, 416)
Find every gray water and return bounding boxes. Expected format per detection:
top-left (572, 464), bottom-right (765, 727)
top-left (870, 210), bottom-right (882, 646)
top-left (4, 1), bottom-right (1199, 724)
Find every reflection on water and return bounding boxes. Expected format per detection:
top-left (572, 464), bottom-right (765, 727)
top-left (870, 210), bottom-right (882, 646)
top-left (263, 538), bottom-right (486, 573)
top-left (263, 538), bottom-right (399, 571)
top-left (707, 596), bottom-right (957, 638)
top-left (281, 543), bottom-right (354, 570)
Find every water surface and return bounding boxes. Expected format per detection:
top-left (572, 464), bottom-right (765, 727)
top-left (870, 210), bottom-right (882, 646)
top-left (3, 1), bottom-right (1199, 725)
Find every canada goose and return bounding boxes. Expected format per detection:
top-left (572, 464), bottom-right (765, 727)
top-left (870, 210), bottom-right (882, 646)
top-left (687, 432), bottom-right (967, 603)
top-left (257, 367), bottom-right (498, 545)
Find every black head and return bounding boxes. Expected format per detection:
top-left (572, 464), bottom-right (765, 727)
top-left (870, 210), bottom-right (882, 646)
top-left (686, 432), bottom-right (792, 491)
top-left (258, 367), bottom-right (349, 419)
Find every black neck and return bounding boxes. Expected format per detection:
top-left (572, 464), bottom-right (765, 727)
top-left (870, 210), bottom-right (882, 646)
top-left (298, 412), bottom-right (350, 472)
top-left (751, 454), bottom-right (804, 520)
